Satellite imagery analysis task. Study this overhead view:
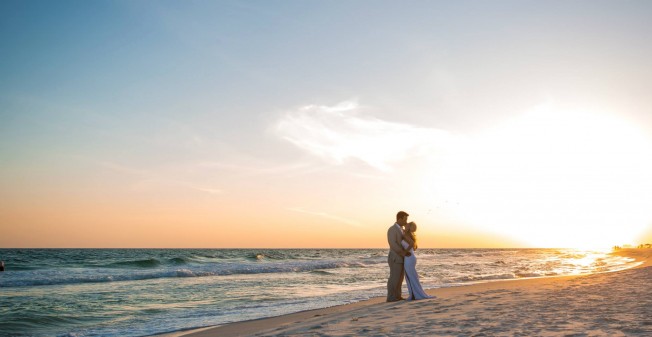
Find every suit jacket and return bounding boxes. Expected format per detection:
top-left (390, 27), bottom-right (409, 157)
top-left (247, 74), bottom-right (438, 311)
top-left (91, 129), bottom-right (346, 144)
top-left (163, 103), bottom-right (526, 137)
top-left (387, 223), bottom-right (405, 264)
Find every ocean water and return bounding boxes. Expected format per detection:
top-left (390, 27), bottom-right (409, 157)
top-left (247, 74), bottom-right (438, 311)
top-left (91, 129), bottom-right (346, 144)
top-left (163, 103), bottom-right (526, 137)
top-left (0, 248), bottom-right (639, 337)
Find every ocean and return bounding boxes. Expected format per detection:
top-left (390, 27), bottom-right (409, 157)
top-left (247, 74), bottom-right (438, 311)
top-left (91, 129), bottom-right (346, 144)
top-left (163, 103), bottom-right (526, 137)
top-left (0, 248), bottom-right (639, 337)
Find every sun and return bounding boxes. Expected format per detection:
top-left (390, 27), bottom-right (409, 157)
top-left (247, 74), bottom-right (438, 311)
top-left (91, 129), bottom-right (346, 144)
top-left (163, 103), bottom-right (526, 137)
top-left (424, 105), bottom-right (652, 249)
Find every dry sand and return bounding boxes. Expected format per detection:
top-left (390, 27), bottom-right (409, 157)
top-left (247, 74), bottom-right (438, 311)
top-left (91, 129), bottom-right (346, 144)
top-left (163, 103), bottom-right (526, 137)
top-left (169, 249), bottom-right (651, 337)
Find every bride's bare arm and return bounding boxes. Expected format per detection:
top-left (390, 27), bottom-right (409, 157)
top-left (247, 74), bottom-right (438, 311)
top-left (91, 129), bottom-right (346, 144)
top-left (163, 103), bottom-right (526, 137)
top-left (402, 234), bottom-right (415, 250)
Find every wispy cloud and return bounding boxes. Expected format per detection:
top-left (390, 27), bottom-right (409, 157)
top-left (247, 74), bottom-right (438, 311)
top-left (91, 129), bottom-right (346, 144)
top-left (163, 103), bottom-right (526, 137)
top-left (192, 161), bottom-right (318, 176)
top-left (188, 186), bottom-right (224, 195)
top-left (287, 207), bottom-right (363, 227)
top-left (99, 161), bottom-right (224, 196)
top-left (130, 177), bottom-right (225, 196)
top-left (98, 161), bottom-right (151, 176)
top-left (273, 100), bottom-right (453, 172)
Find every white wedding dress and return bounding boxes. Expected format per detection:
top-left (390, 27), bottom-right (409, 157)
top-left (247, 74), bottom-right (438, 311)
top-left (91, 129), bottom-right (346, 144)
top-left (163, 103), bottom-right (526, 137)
top-left (402, 240), bottom-right (433, 300)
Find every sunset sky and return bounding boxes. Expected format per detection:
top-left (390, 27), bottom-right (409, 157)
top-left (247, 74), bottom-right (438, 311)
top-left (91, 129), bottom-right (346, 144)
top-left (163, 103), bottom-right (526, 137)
top-left (2, 1), bottom-right (652, 248)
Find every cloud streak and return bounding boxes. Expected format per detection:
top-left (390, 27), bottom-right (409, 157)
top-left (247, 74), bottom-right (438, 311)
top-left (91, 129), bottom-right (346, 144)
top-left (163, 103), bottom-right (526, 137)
top-left (99, 161), bottom-right (224, 196)
top-left (287, 207), bottom-right (363, 227)
top-left (273, 101), bottom-right (453, 172)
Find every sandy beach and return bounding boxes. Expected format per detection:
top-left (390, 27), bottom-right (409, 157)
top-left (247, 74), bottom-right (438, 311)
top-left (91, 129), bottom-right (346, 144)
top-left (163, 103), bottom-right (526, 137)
top-left (170, 249), bottom-right (651, 337)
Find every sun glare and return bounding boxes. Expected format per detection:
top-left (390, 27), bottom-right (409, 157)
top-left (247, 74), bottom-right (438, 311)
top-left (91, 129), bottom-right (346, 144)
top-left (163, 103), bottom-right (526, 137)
top-left (425, 106), bottom-right (652, 249)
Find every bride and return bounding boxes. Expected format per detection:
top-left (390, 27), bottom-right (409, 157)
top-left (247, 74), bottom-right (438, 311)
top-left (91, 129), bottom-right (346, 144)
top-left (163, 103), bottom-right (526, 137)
top-left (401, 222), bottom-right (433, 300)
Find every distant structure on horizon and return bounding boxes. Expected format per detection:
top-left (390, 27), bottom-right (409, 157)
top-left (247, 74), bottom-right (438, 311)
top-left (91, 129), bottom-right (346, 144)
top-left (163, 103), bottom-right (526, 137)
top-left (613, 243), bottom-right (651, 250)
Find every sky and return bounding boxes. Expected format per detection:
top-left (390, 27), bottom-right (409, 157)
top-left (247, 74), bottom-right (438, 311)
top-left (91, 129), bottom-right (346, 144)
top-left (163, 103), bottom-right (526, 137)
top-left (2, 0), bottom-right (652, 248)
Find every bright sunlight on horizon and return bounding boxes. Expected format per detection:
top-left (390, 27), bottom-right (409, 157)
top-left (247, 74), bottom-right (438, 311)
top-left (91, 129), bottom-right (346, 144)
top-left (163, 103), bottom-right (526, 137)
top-left (2, 1), bottom-right (652, 248)
top-left (423, 105), bottom-right (652, 249)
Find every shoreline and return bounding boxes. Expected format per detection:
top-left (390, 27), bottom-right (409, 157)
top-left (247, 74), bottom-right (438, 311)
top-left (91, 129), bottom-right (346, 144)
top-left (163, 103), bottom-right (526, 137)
top-left (156, 248), bottom-right (651, 337)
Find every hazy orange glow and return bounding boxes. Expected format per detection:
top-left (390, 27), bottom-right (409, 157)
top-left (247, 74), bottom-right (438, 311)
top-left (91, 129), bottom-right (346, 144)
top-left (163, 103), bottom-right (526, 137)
top-left (3, 105), bottom-right (649, 248)
top-left (4, 1), bottom-right (652, 250)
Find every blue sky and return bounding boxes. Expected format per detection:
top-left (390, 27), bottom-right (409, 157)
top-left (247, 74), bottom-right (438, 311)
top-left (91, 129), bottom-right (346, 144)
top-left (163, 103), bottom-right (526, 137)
top-left (2, 1), bottom-right (652, 247)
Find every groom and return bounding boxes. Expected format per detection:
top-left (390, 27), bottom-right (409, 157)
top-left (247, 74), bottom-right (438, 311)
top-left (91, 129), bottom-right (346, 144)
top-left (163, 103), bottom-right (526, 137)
top-left (387, 210), bottom-right (412, 302)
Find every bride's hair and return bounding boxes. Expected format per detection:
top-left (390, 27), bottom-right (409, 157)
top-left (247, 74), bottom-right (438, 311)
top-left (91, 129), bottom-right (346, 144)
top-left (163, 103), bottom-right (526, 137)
top-left (407, 223), bottom-right (418, 249)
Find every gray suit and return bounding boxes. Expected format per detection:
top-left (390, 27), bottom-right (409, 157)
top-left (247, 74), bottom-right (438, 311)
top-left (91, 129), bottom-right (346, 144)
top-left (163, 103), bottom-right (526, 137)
top-left (387, 223), bottom-right (405, 301)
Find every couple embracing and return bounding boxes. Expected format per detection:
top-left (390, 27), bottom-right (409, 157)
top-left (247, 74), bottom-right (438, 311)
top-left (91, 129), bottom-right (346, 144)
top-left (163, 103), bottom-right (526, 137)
top-left (387, 211), bottom-right (433, 302)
